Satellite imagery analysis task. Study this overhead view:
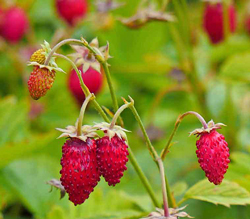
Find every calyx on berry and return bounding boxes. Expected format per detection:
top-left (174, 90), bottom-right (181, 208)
top-left (94, 98), bottom-right (134, 140)
top-left (28, 41), bottom-right (65, 73)
top-left (189, 120), bottom-right (226, 136)
top-left (56, 94), bottom-right (98, 141)
top-left (70, 37), bottom-right (111, 73)
top-left (142, 205), bottom-right (193, 219)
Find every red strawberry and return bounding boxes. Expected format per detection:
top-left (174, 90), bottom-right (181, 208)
top-left (196, 129), bottom-right (230, 185)
top-left (1, 6), bottom-right (29, 43)
top-left (68, 66), bottom-right (103, 105)
top-left (96, 134), bottom-right (129, 186)
top-left (60, 138), bottom-right (100, 205)
top-left (27, 66), bottom-right (56, 100)
top-left (203, 3), bottom-right (236, 44)
top-left (0, 7), bottom-right (4, 32)
top-left (245, 14), bottom-right (250, 35)
top-left (56, 0), bottom-right (88, 25)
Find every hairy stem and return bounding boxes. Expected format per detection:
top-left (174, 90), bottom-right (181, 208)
top-left (126, 97), bottom-right (176, 207)
top-left (161, 111), bottom-right (208, 160)
top-left (77, 94), bottom-right (94, 136)
top-left (54, 53), bottom-right (109, 122)
top-left (110, 101), bottom-right (133, 129)
top-left (157, 158), bottom-right (170, 217)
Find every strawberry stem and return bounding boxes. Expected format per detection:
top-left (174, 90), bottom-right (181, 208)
top-left (53, 53), bottom-right (109, 123)
top-left (45, 38), bottom-right (122, 126)
top-left (157, 158), bottom-right (170, 217)
top-left (77, 94), bottom-right (94, 136)
top-left (162, 111), bottom-right (208, 161)
top-left (125, 96), bottom-right (177, 208)
top-left (109, 99), bottom-right (134, 129)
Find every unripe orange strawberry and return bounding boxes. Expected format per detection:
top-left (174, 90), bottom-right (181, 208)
top-left (27, 42), bottom-right (65, 100)
top-left (27, 66), bottom-right (56, 100)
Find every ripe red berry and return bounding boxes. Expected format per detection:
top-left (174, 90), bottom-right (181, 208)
top-left (1, 6), bottom-right (29, 43)
top-left (68, 66), bottom-right (103, 105)
top-left (60, 138), bottom-right (100, 205)
top-left (96, 134), bottom-right (129, 186)
top-left (196, 130), bottom-right (230, 185)
top-left (56, 0), bottom-right (88, 25)
top-left (203, 3), bottom-right (236, 44)
top-left (28, 66), bottom-right (56, 100)
top-left (245, 14), bottom-right (250, 35)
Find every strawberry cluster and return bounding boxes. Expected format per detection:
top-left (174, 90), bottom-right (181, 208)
top-left (57, 120), bottom-right (129, 206)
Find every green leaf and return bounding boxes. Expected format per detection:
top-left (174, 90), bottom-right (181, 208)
top-left (225, 152), bottom-right (250, 192)
top-left (0, 96), bottom-right (29, 147)
top-left (206, 81), bottom-right (227, 117)
top-left (0, 132), bottom-right (57, 169)
top-left (47, 205), bottom-right (67, 219)
top-left (182, 179), bottom-right (250, 207)
top-left (210, 36), bottom-right (250, 64)
top-left (219, 53), bottom-right (250, 82)
top-left (2, 155), bottom-right (68, 218)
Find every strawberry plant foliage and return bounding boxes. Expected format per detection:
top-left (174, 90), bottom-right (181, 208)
top-left (25, 36), bottom-right (250, 218)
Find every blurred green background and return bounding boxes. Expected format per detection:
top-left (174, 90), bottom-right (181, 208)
top-left (1, 0), bottom-right (250, 218)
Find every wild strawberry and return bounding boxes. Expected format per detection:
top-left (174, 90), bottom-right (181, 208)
top-left (56, 0), bottom-right (88, 26)
top-left (60, 137), bottom-right (100, 205)
top-left (27, 66), bottom-right (56, 100)
top-left (203, 3), bottom-right (236, 44)
top-left (94, 99), bottom-right (131, 187)
top-left (0, 7), bottom-right (4, 32)
top-left (245, 12), bottom-right (250, 35)
top-left (191, 120), bottom-right (230, 185)
top-left (1, 6), bottom-right (29, 43)
top-left (57, 95), bottom-right (100, 205)
top-left (96, 134), bottom-right (129, 186)
top-left (68, 66), bottom-right (103, 105)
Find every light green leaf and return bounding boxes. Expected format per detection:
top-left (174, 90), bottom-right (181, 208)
top-left (225, 152), bottom-right (250, 192)
top-left (182, 179), bottom-right (250, 207)
top-left (206, 81), bottom-right (227, 117)
top-left (47, 205), bottom-right (67, 219)
top-left (0, 96), bottom-right (29, 147)
top-left (0, 132), bottom-right (57, 169)
top-left (2, 155), bottom-right (68, 218)
top-left (172, 181), bottom-right (188, 197)
top-left (219, 53), bottom-right (250, 82)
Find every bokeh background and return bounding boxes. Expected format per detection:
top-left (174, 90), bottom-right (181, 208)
top-left (1, 0), bottom-right (250, 218)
